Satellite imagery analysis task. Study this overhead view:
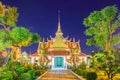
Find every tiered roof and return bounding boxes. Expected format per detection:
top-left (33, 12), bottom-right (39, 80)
top-left (38, 15), bottom-right (81, 51)
top-left (31, 14), bottom-right (88, 57)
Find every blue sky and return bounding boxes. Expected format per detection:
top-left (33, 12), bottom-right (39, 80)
top-left (1, 0), bottom-right (120, 54)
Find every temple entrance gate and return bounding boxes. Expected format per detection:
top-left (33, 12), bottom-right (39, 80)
top-left (54, 56), bottom-right (64, 68)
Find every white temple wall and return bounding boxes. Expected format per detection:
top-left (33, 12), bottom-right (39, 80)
top-left (31, 57), bottom-right (35, 63)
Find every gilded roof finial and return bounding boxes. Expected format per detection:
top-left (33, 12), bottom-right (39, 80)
top-left (55, 10), bottom-right (63, 37)
top-left (58, 10), bottom-right (61, 30)
top-left (78, 39), bottom-right (80, 42)
top-left (69, 38), bottom-right (72, 41)
top-left (50, 35), bottom-right (53, 39)
top-left (43, 38), bottom-right (45, 42)
top-left (65, 36), bottom-right (69, 39)
top-left (47, 38), bottom-right (49, 41)
top-left (73, 37), bottom-right (75, 42)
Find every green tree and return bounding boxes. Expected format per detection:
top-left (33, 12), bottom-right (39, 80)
top-left (88, 51), bottom-right (105, 70)
top-left (0, 1), bottom-right (40, 61)
top-left (83, 5), bottom-right (120, 51)
top-left (0, 2), bottom-right (18, 31)
top-left (10, 27), bottom-right (40, 48)
top-left (0, 1), bottom-right (18, 61)
top-left (0, 29), bottom-right (12, 66)
top-left (91, 51), bottom-right (119, 80)
top-left (10, 27), bottom-right (31, 60)
top-left (84, 5), bottom-right (120, 80)
top-left (10, 27), bottom-right (40, 60)
top-left (10, 27), bottom-right (32, 47)
top-left (0, 1), bottom-right (18, 55)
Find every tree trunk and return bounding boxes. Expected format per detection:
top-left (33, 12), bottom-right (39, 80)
top-left (104, 37), bottom-right (112, 51)
top-left (11, 46), bottom-right (21, 61)
top-left (0, 22), bottom-right (11, 32)
top-left (107, 73), bottom-right (114, 80)
top-left (107, 33), bottom-right (113, 51)
top-left (104, 40), bottom-right (108, 51)
top-left (107, 73), bottom-right (111, 80)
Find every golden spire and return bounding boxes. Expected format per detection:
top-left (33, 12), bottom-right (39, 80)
top-left (55, 10), bottom-right (63, 37)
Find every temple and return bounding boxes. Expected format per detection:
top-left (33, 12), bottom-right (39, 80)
top-left (30, 14), bottom-right (88, 70)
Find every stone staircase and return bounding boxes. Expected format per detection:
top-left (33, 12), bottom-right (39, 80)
top-left (38, 70), bottom-right (82, 80)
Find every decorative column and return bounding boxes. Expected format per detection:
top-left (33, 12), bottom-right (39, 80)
top-left (51, 56), bottom-right (54, 70)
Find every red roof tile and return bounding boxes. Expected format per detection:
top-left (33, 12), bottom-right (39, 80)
top-left (31, 53), bottom-right (40, 57)
top-left (79, 52), bottom-right (88, 57)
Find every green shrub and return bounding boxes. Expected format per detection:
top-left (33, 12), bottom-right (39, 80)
top-left (82, 70), bottom-right (88, 78)
top-left (74, 69), bottom-right (82, 75)
top-left (35, 70), bottom-right (41, 77)
top-left (1, 78), bottom-right (11, 80)
top-left (73, 68), bottom-right (88, 78)
top-left (0, 74), bottom-right (12, 80)
top-left (40, 70), bottom-right (46, 74)
top-left (117, 66), bottom-right (120, 73)
top-left (27, 70), bottom-right (35, 80)
top-left (86, 72), bottom-right (97, 80)
top-left (79, 62), bottom-right (87, 70)
top-left (0, 67), bottom-right (2, 72)
top-left (16, 67), bottom-right (26, 73)
top-left (18, 73), bottom-right (31, 80)
top-left (27, 63), bottom-right (34, 69)
top-left (10, 61), bottom-right (20, 68)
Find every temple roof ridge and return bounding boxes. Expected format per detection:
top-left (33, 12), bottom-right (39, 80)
top-left (50, 38), bottom-right (68, 48)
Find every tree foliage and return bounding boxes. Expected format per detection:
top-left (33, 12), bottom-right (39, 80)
top-left (0, 1), bottom-right (40, 62)
top-left (0, 29), bottom-right (12, 51)
top-left (10, 27), bottom-right (40, 47)
top-left (89, 51), bottom-right (119, 80)
top-left (31, 33), bottom-right (40, 44)
top-left (113, 49), bottom-right (120, 66)
top-left (0, 1), bottom-right (19, 52)
top-left (84, 5), bottom-right (120, 80)
top-left (10, 27), bottom-right (32, 47)
top-left (0, 2), bottom-right (18, 28)
top-left (111, 34), bottom-right (120, 47)
top-left (0, 2), bottom-right (5, 17)
top-left (83, 5), bottom-right (120, 50)
top-left (10, 27), bottom-right (40, 60)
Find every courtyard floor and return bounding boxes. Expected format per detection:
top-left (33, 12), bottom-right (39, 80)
top-left (38, 70), bottom-right (83, 80)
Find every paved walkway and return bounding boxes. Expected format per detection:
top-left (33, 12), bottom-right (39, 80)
top-left (38, 70), bottom-right (81, 80)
